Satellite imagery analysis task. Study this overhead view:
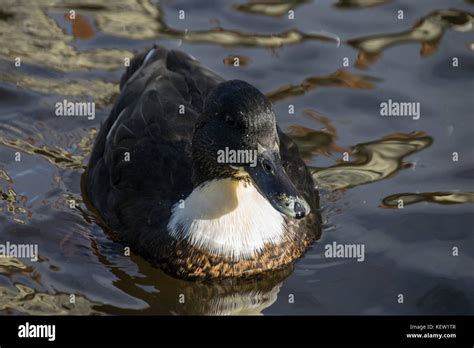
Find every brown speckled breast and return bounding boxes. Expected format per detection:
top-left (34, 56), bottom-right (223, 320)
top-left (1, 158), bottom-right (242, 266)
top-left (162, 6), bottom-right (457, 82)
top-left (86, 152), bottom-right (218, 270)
top-left (157, 214), bottom-right (320, 280)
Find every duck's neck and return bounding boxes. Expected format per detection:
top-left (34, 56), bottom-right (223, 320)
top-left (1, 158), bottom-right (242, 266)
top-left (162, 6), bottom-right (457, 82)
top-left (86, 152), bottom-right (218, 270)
top-left (167, 178), bottom-right (287, 260)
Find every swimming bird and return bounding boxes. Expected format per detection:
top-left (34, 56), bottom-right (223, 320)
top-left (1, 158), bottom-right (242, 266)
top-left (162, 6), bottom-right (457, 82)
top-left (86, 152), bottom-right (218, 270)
top-left (84, 46), bottom-right (320, 280)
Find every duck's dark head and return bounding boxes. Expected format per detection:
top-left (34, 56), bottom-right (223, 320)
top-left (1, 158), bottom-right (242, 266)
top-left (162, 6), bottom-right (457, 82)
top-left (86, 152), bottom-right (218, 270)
top-left (192, 80), bottom-right (310, 219)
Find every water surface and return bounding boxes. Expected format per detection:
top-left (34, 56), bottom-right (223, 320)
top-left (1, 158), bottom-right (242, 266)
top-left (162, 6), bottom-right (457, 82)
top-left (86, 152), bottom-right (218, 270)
top-left (0, 0), bottom-right (473, 315)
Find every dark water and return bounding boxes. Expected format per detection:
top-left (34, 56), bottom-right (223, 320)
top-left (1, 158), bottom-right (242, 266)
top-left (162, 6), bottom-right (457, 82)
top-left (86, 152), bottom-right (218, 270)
top-left (0, 0), bottom-right (473, 315)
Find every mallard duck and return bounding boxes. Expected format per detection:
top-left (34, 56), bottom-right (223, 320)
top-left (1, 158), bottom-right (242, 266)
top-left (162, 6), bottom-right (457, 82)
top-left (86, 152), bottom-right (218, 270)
top-left (84, 46), bottom-right (320, 280)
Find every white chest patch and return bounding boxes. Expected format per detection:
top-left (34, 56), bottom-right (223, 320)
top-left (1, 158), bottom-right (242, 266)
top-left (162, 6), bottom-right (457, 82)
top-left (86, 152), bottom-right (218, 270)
top-left (167, 178), bottom-right (287, 260)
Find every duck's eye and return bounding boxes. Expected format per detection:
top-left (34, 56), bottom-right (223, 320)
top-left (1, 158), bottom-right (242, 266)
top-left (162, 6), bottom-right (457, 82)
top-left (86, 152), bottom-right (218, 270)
top-left (225, 115), bottom-right (235, 126)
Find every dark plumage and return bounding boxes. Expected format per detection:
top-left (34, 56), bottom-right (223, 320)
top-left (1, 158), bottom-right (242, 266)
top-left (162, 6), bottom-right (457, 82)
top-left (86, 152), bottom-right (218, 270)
top-left (84, 46), bottom-right (321, 280)
top-left (192, 80), bottom-right (277, 185)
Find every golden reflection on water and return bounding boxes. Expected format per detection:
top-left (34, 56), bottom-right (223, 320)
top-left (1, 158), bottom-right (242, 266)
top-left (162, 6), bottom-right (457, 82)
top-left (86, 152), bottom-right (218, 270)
top-left (312, 132), bottom-right (433, 191)
top-left (288, 109), bottom-right (349, 159)
top-left (0, 127), bottom-right (96, 170)
top-left (334, 0), bottom-right (392, 8)
top-left (78, 0), bottom-right (337, 45)
top-left (233, 0), bottom-right (309, 17)
top-left (0, 0), bottom-right (337, 76)
top-left (0, 169), bottom-right (12, 183)
top-left (381, 192), bottom-right (474, 208)
top-left (348, 9), bottom-right (474, 69)
top-left (0, 73), bottom-right (118, 109)
top-left (266, 69), bottom-right (378, 103)
top-left (0, 126), bottom-right (96, 225)
top-left (223, 54), bottom-right (252, 66)
top-left (64, 12), bottom-right (95, 40)
top-left (0, 183), bottom-right (28, 224)
top-left (0, 137), bottom-right (84, 170)
top-left (0, 251), bottom-right (99, 315)
top-left (0, 257), bottom-right (29, 275)
top-left (0, 283), bottom-right (99, 315)
top-left (0, 0), bottom-right (131, 72)
top-left (233, 0), bottom-right (392, 16)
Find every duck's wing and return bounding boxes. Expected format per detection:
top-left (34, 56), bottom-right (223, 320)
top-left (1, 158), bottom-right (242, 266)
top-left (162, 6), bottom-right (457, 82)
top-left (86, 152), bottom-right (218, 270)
top-left (85, 46), bottom-right (224, 235)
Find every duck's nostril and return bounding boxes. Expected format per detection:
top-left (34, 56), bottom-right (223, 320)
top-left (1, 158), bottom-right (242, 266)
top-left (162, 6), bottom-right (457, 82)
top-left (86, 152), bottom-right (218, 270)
top-left (262, 160), bottom-right (273, 174)
top-left (294, 201), bottom-right (306, 219)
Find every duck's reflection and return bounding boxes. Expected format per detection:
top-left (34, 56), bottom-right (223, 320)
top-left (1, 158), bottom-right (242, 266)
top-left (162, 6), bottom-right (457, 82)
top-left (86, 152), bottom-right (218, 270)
top-left (168, 268), bottom-right (290, 315)
top-left (96, 252), bottom-right (293, 315)
top-left (205, 284), bottom-right (282, 315)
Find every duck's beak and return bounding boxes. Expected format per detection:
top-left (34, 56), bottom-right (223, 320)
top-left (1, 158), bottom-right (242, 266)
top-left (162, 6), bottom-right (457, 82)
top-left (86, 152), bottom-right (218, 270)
top-left (246, 149), bottom-right (310, 219)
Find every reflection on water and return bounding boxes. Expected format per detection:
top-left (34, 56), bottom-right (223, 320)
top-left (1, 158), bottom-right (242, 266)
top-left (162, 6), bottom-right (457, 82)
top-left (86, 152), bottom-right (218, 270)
top-left (0, 254), bottom-right (99, 315)
top-left (266, 69), bottom-right (378, 103)
top-left (288, 109), bottom-right (348, 158)
top-left (0, 257), bottom-right (29, 275)
top-left (0, 169), bottom-right (12, 183)
top-left (0, 0), bottom-right (131, 72)
top-left (0, 167), bottom-right (29, 224)
top-left (94, 254), bottom-right (292, 315)
top-left (64, 12), bottom-right (95, 40)
top-left (381, 192), bottom-right (474, 208)
top-left (223, 54), bottom-right (252, 66)
top-left (0, 73), bottom-right (117, 109)
top-left (206, 287), bottom-right (281, 315)
top-left (0, 0), bottom-right (472, 315)
top-left (348, 9), bottom-right (474, 69)
top-left (0, 284), bottom-right (99, 315)
top-left (66, 0), bottom-right (337, 45)
top-left (234, 0), bottom-right (392, 14)
top-left (0, 0), bottom-right (337, 75)
top-left (334, 0), bottom-right (391, 9)
top-left (0, 131), bottom-right (93, 170)
top-left (312, 132), bottom-right (433, 191)
top-left (233, 0), bottom-right (309, 17)
top-left (164, 268), bottom-right (289, 315)
top-left (0, 186), bottom-right (28, 224)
